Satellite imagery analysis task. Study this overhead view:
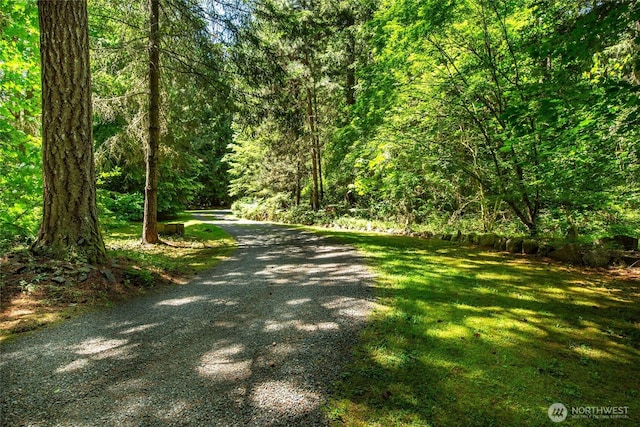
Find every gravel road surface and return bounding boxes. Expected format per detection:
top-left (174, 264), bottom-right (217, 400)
top-left (0, 211), bottom-right (375, 426)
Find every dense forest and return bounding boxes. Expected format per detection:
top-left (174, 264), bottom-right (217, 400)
top-left (1, 0), bottom-right (639, 252)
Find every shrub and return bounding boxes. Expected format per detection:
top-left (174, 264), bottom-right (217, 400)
top-left (98, 190), bottom-right (144, 225)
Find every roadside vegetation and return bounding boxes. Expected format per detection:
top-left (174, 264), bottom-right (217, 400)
top-left (318, 229), bottom-right (640, 426)
top-left (0, 213), bottom-right (235, 343)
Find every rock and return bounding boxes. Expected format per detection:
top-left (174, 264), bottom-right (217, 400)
top-left (78, 274), bottom-right (88, 282)
top-left (159, 223), bottom-right (185, 236)
top-left (51, 276), bottom-right (66, 284)
top-left (538, 244), bottom-right (554, 257)
top-left (522, 239), bottom-right (539, 255)
top-left (13, 265), bottom-right (29, 274)
top-left (100, 269), bottom-right (117, 283)
top-left (583, 249), bottom-right (611, 268)
top-left (478, 233), bottom-right (498, 247)
top-left (462, 233), bottom-right (475, 244)
top-left (611, 252), bottom-right (640, 268)
top-left (506, 238), bottom-right (523, 254)
top-left (613, 235), bottom-right (639, 251)
top-left (164, 224), bottom-right (184, 236)
top-left (550, 243), bottom-right (583, 264)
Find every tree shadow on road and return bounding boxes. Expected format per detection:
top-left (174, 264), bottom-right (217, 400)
top-left (1, 220), bottom-right (376, 426)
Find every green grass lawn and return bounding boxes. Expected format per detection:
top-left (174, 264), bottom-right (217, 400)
top-left (318, 230), bottom-right (640, 426)
top-left (106, 212), bottom-right (236, 278)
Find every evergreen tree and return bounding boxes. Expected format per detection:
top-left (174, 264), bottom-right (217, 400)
top-left (32, 0), bottom-right (107, 263)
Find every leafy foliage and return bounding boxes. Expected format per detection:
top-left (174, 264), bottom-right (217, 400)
top-left (98, 189), bottom-right (144, 225)
top-left (2, 0), bottom-right (639, 249)
top-left (324, 0), bottom-right (640, 237)
top-left (0, 0), bottom-right (42, 249)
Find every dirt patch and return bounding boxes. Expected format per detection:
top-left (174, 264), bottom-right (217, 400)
top-left (0, 251), bottom-right (178, 341)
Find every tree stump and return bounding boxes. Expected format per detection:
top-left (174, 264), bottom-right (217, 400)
top-left (158, 223), bottom-right (184, 236)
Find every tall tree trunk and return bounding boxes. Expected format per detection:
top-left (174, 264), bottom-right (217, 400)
top-left (143, 0), bottom-right (161, 244)
top-left (303, 50), bottom-right (320, 211)
top-left (311, 80), bottom-right (323, 202)
top-left (295, 160), bottom-right (302, 206)
top-left (32, 0), bottom-right (107, 265)
top-left (306, 84), bottom-right (320, 211)
top-left (316, 136), bottom-right (323, 202)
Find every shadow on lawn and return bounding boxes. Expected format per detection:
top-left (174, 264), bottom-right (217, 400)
top-left (328, 234), bottom-right (640, 426)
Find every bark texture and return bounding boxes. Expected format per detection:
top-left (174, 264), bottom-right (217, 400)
top-left (32, 0), bottom-right (107, 264)
top-left (143, 0), bottom-right (161, 244)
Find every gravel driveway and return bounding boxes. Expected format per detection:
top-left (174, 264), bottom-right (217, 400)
top-left (0, 211), bottom-right (375, 426)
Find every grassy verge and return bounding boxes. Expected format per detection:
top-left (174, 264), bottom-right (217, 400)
top-left (106, 213), bottom-right (235, 278)
top-left (318, 230), bottom-right (640, 426)
top-left (0, 212), bottom-right (235, 342)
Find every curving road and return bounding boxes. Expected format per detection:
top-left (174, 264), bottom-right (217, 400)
top-left (0, 211), bottom-right (374, 426)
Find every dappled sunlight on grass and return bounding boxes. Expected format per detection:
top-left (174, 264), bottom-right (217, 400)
top-left (319, 230), bottom-right (640, 426)
top-left (105, 219), bottom-right (235, 277)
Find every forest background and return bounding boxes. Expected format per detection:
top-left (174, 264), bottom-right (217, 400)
top-left (1, 0), bottom-right (639, 252)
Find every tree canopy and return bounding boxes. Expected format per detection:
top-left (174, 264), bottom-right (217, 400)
top-left (1, 0), bottom-right (638, 254)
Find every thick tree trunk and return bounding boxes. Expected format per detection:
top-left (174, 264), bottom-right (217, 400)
top-left (32, 0), bottom-right (107, 264)
top-left (142, 0), bottom-right (161, 244)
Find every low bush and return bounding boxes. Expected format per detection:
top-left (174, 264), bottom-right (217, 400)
top-left (98, 190), bottom-right (144, 226)
top-left (234, 200), bottom-right (640, 245)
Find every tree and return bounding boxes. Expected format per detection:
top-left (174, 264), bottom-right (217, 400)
top-left (31, 0), bottom-right (107, 264)
top-left (0, 0), bottom-right (42, 246)
top-left (142, 0), bottom-right (161, 244)
top-left (89, 0), bottom-right (234, 218)
top-left (228, 0), bottom-right (369, 210)
top-left (327, 0), bottom-right (639, 236)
